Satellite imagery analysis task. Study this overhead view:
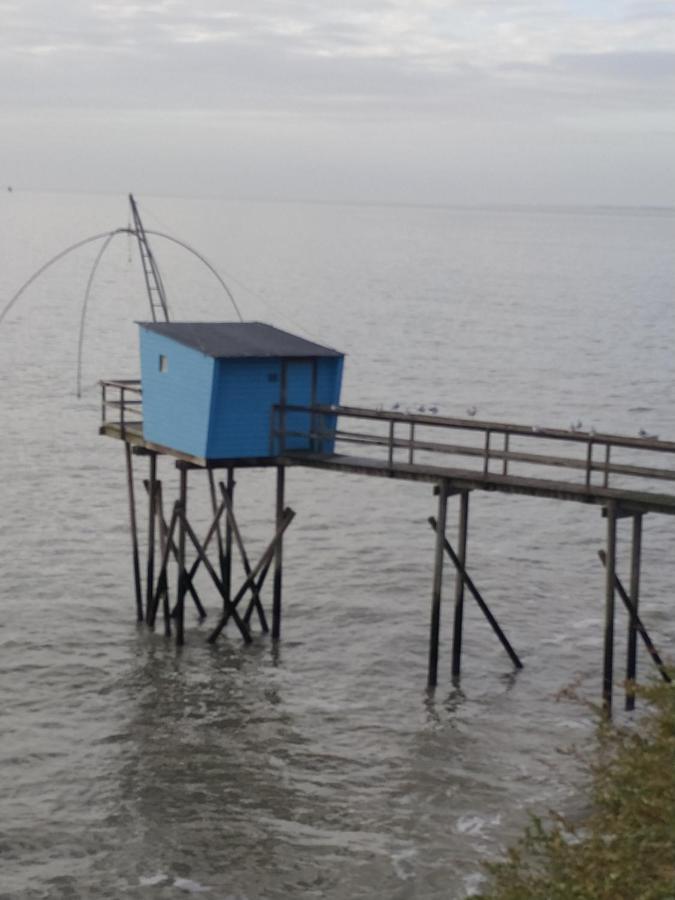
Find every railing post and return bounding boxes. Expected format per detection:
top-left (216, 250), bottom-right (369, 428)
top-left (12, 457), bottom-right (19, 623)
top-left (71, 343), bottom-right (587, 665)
top-left (502, 432), bottom-right (509, 476)
top-left (586, 439), bottom-right (594, 487)
top-left (388, 420), bottom-right (395, 467)
top-left (483, 429), bottom-right (491, 474)
top-left (603, 443), bottom-right (611, 488)
top-left (101, 382), bottom-right (107, 426)
top-left (409, 422), bottom-right (415, 465)
top-left (120, 385), bottom-right (126, 435)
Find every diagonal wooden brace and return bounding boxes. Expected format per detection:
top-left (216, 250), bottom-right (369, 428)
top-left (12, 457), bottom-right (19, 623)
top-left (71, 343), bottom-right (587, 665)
top-left (168, 488), bottom-right (229, 620)
top-left (155, 481), bottom-right (171, 637)
top-left (178, 508), bottom-right (253, 643)
top-left (219, 482), bottom-right (269, 632)
top-left (598, 550), bottom-right (671, 684)
top-left (148, 501), bottom-right (179, 627)
top-left (208, 508), bottom-right (296, 644)
top-left (144, 480), bottom-right (207, 622)
top-left (428, 516), bottom-right (523, 670)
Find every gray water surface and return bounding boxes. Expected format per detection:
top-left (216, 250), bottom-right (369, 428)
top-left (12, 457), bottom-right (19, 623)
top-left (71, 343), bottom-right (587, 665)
top-left (0, 193), bottom-right (674, 899)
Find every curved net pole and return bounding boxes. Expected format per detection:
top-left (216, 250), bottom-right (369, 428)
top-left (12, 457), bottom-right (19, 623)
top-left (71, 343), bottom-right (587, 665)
top-left (145, 230), bottom-right (244, 323)
top-left (0, 230), bottom-right (125, 327)
top-left (76, 230), bottom-right (124, 398)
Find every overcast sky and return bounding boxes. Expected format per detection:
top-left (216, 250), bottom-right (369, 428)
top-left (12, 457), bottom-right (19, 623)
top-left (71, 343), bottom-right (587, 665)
top-left (2, 0), bottom-right (674, 205)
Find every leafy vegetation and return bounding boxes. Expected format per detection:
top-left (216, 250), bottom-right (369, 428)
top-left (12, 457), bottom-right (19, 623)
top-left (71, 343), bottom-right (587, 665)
top-left (476, 679), bottom-right (675, 900)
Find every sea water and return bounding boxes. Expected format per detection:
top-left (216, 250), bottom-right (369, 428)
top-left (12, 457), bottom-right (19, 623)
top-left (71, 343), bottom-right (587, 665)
top-left (0, 192), bottom-right (673, 899)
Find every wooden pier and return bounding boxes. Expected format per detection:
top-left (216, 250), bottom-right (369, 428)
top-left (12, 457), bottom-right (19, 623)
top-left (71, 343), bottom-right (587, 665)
top-left (101, 380), bottom-right (674, 715)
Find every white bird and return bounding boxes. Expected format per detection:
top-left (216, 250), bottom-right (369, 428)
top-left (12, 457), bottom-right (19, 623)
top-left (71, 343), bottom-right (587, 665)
top-left (570, 420), bottom-right (583, 433)
top-left (639, 429), bottom-right (659, 440)
top-left (466, 406), bottom-right (477, 417)
top-left (392, 402), bottom-right (400, 410)
top-left (428, 405), bottom-right (439, 414)
top-left (418, 404), bottom-right (426, 413)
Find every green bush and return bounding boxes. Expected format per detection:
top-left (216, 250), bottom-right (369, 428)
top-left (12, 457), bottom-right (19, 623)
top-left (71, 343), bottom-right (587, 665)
top-left (476, 679), bottom-right (675, 900)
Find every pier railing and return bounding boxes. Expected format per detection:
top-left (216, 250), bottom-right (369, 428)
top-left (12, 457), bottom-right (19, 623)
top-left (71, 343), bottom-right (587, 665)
top-left (272, 403), bottom-right (675, 495)
top-left (100, 379), bottom-right (143, 436)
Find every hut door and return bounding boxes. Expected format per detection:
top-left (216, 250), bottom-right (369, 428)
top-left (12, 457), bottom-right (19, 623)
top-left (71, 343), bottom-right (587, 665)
top-left (282, 360), bottom-right (314, 451)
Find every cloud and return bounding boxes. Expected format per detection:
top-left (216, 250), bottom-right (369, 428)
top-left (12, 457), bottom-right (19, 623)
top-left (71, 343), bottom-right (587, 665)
top-left (1, 1), bottom-right (673, 203)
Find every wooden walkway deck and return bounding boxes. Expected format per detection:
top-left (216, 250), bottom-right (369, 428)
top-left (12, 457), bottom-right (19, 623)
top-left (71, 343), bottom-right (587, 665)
top-left (100, 382), bottom-right (675, 713)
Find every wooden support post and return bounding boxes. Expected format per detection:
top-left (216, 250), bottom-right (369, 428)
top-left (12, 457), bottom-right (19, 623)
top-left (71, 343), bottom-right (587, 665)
top-left (598, 549), bottom-right (670, 685)
top-left (146, 452), bottom-right (157, 622)
top-left (156, 481), bottom-right (171, 637)
top-left (125, 442), bottom-right (143, 623)
top-left (148, 502), bottom-right (179, 627)
top-left (430, 516), bottom-right (523, 670)
top-left (145, 481), bottom-right (208, 623)
top-left (451, 490), bottom-right (470, 680)
top-left (218, 483), bottom-right (269, 632)
top-left (272, 465), bottom-right (285, 640)
top-left (208, 507), bottom-right (295, 644)
top-left (224, 467), bottom-right (235, 609)
top-left (208, 468), bottom-right (226, 585)
top-left (178, 508), bottom-right (252, 643)
top-left (626, 514), bottom-right (642, 710)
top-left (428, 481), bottom-right (448, 687)
top-left (176, 465), bottom-right (188, 646)
top-left (603, 501), bottom-right (617, 715)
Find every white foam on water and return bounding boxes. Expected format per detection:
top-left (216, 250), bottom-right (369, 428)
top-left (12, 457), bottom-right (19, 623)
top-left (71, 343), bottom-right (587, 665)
top-left (139, 873), bottom-right (169, 886)
top-left (390, 846), bottom-right (417, 881)
top-left (174, 877), bottom-right (211, 893)
top-left (456, 813), bottom-right (502, 837)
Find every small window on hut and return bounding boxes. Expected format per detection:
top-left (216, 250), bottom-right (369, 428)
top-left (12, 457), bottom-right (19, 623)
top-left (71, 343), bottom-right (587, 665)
top-left (159, 354), bottom-right (168, 373)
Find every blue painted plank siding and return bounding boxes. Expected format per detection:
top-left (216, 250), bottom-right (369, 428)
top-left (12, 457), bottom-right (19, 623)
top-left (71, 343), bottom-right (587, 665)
top-left (315, 357), bottom-right (343, 453)
top-left (206, 358), bottom-right (281, 458)
top-left (140, 329), bottom-right (215, 457)
top-left (139, 324), bottom-right (344, 460)
top-left (205, 356), bottom-right (343, 459)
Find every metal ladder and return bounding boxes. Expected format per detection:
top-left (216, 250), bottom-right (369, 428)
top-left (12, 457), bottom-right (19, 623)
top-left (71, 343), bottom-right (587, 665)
top-left (129, 193), bottom-right (170, 322)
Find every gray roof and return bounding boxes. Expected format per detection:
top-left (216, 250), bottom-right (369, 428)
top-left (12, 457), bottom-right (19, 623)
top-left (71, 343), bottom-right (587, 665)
top-left (138, 321), bottom-right (343, 359)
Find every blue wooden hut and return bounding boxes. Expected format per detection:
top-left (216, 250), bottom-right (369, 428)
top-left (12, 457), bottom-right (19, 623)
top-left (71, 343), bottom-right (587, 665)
top-left (138, 321), bottom-right (344, 460)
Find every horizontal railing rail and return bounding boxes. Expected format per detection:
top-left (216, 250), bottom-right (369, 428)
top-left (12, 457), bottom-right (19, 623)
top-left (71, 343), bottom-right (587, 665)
top-left (100, 379), bottom-right (143, 436)
top-left (272, 403), bottom-right (675, 493)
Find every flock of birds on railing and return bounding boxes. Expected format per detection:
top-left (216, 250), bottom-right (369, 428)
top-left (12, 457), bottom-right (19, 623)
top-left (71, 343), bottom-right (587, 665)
top-left (374, 403), bottom-right (659, 441)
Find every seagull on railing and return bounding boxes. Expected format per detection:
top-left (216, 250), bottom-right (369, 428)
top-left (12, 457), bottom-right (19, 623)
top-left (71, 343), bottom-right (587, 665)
top-left (638, 429), bottom-right (659, 440)
top-left (392, 402), bottom-right (400, 411)
top-left (428, 405), bottom-right (439, 414)
top-left (570, 420), bottom-right (583, 433)
top-left (466, 406), bottom-right (477, 417)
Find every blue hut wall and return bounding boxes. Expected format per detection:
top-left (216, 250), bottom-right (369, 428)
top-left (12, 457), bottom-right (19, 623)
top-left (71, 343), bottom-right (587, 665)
top-left (140, 325), bottom-right (344, 460)
top-left (205, 355), bottom-right (343, 459)
top-left (140, 330), bottom-right (215, 457)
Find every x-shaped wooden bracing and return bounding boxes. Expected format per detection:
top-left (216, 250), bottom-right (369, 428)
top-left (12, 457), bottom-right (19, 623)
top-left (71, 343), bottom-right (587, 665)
top-left (145, 478), bottom-right (294, 642)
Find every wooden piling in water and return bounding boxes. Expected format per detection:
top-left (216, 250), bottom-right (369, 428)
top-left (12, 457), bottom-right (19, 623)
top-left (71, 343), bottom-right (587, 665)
top-left (224, 467), bottom-right (235, 609)
top-left (429, 515), bottom-right (522, 671)
top-left (175, 465), bottom-right (188, 646)
top-left (428, 481), bottom-right (448, 687)
top-left (207, 468), bottom-right (226, 586)
top-left (603, 501), bottom-right (617, 715)
top-left (451, 490), bottom-right (470, 680)
top-left (124, 443), bottom-right (143, 623)
top-left (272, 465), bottom-right (285, 640)
top-left (146, 452), bottom-right (157, 621)
top-left (598, 548), bottom-right (670, 686)
top-left (626, 514), bottom-right (643, 710)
